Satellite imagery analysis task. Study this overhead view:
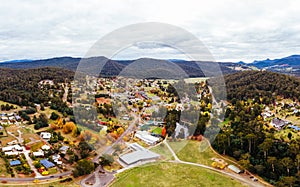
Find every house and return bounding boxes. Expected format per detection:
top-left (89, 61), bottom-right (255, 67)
top-left (40, 132), bottom-right (51, 141)
top-left (262, 112), bottom-right (272, 119)
top-left (14, 144), bottom-right (23, 151)
top-left (59, 146), bottom-right (69, 154)
top-left (41, 144), bottom-right (51, 151)
top-left (52, 154), bottom-right (62, 165)
top-left (15, 115), bottom-right (21, 121)
top-left (40, 159), bottom-right (55, 169)
top-left (7, 140), bottom-right (18, 145)
top-left (10, 160), bottom-right (21, 166)
top-left (33, 151), bottom-right (44, 157)
top-left (2, 146), bottom-right (14, 152)
top-left (2, 145), bottom-right (23, 152)
top-left (270, 118), bottom-right (289, 130)
top-left (5, 152), bottom-right (19, 156)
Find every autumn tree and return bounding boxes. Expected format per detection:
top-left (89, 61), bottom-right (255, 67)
top-left (63, 122), bottom-right (76, 134)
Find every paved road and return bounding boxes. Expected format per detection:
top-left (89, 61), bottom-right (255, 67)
top-left (80, 166), bottom-right (114, 187)
top-left (0, 171), bottom-right (72, 182)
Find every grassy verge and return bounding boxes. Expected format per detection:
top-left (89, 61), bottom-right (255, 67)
top-left (149, 143), bottom-right (173, 160)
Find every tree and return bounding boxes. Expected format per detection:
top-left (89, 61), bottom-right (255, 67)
top-left (40, 103), bottom-right (45, 111)
top-left (63, 122), bottom-right (76, 134)
top-left (295, 154), bottom-right (300, 173)
top-left (258, 138), bottom-right (273, 159)
top-left (280, 157), bottom-right (294, 176)
top-left (50, 112), bottom-right (59, 120)
top-left (73, 159), bottom-right (95, 177)
top-left (99, 154), bottom-right (114, 166)
top-left (78, 141), bottom-right (93, 159)
top-left (267, 156), bottom-right (277, 173)
top-left (245, 134), bottom-right (255, 153)
top-left (276, 176), bottom-right (295, 187)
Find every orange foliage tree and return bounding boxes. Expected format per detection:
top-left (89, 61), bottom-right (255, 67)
top-left (63, 122), bottom-right (76, 134)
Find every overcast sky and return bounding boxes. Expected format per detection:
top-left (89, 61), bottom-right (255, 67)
top-left (0, 0), bottom-right (300, 62)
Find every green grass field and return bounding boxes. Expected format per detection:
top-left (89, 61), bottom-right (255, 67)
top-left (168, 140), bottom-right (221, 166)
top-left (149, 143), bottom-right (173, 160)
top-left (111, 162), bottom-right (245, 187)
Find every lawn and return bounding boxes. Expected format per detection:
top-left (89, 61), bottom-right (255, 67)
top-left (149, 143), bottom-right (173, 160)
top-left (0, 134), bottom-right (17, 146)
top-left (168, 140), bottom-right (222, 166)
top-left (151, 127), bottom-right (162, 135)
top-left (30, 141), bottom-right (44, 152)
top-left (111, 162), bottom-right (245, 187)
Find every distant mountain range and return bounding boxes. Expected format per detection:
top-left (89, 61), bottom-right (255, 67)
top-left (0, 55), bottom-right (299, 77)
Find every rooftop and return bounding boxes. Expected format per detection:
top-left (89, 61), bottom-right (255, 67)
top-left (40, 159), bottom-right (55, 169)
top-left (10, 160), bottom-right (21, 166)
top-left (119, 149), bottom-right (160, 165)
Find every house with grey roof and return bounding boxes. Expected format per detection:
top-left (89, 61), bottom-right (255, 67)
top-left (270, 118), bottom-right (289, 130)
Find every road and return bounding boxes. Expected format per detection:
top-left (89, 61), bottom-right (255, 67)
top-left (93, 114), bottom-right (139, 163)
top-left (7, 130), bottom-right (23, 144)
top-left (82, 114), bottom-right (139, 187)
top-left (62, 83), bottom-right (69, 103)
top-left (23, 150), bottom-right (43, 178)
top-left (0, 171), bottom-right (72, 182)
top-left (164, 140), bottom-right (266, 187)
top-left (80, 166), bottom-right (114, 187)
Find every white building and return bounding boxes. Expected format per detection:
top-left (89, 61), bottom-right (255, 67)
top-left (135, 131), bottom-right (160, 145)
top-left (33, 151), bottom-right (44, 157)
top-left (40, 132), bottom-right (51, 141)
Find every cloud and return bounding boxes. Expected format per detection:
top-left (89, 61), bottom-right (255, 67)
top-left (0, 0), bottom-right (300, 62)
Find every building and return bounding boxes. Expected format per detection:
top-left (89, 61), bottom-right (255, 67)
top-left (135, 131), bottom-right (160, 145)
top-left (270, 118), bottom-right (289, 130)
top-left (5, 151), bottom-right (19, 156)
top-left (41, 144), bottom-right (51, 151)
top-left (40, 132), bottom-right (51, 141)
top-left (40, 159), bottom-right (55, 169)
top-left (33, 151), bottom-right (44, 157)
top-left (119, 144), bottom-right (160, 166)
top-left (10, 160), bottom-right (21, 166)
top-left (2, 145), bottom-right (23, 152)
top-left (228, 165), bottom-right (243, 174)
top-left (52, 154), bottom-right (62, 165)
top-left (59, 145), bottom-right (69, 154)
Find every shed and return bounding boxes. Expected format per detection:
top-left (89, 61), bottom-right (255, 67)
top-left (228, 165), bottom-right (242, 174)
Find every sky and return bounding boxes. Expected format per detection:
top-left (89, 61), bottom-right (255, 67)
top-left (0, 0), bottom-right (300, 62)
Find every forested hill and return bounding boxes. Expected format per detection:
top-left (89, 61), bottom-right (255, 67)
top-left (225, 70), bottom-right (300, 102)
top-left (0, 56), bottom-right (239, 77)
top-left (0, 67), bottom-right (74, 106)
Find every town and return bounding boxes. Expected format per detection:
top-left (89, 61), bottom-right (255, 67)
top-left (0, 71), bottom-right (299, 187)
